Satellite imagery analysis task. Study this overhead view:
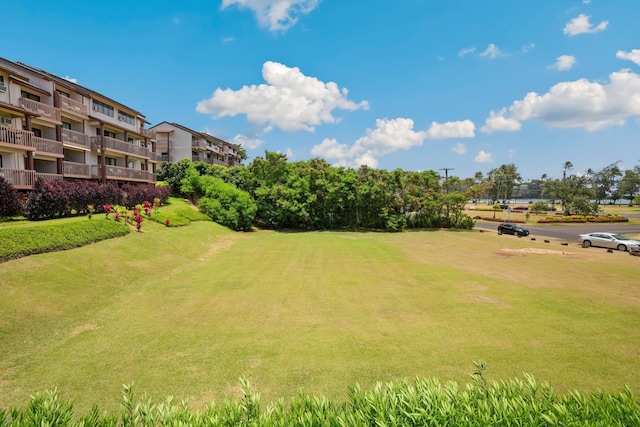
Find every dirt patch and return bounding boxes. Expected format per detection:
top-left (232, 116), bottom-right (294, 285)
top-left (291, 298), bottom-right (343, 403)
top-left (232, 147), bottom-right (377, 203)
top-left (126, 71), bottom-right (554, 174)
top-left (502, 248), bottom-right (574, 256)
top-left (462, 294), bottom-right (509, 308)
top-left (70, 323), bottom-right (99, 336)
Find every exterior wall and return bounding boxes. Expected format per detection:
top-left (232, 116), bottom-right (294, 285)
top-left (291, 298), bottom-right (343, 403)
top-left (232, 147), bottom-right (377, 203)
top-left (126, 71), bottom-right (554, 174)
top-left (149, 121), bottom-right (242, 168)
top-left (0, 57), bottom-right (158, 189)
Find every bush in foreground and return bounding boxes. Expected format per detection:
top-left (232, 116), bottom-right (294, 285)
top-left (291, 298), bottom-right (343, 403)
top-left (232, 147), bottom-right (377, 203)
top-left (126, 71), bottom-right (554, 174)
top-left (1, 374), bottom-right (638, 426)
top-left (0, 219), bottom-right (129, 262)
top-left (0, 177), bottom-right (21, 217)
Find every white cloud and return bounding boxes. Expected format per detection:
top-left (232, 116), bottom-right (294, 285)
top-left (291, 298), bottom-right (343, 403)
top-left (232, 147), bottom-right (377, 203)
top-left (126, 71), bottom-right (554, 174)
top-left (458, 47), bottom-right (476, 57)
top-left (222, 36), bottom-right (235, 44)
top-left (508, 149), bottom-right (515, 159)
top-left (426, 120), bottom-right (475, 139)
top-left (452, 142), bottom-right (467, 154)
top-left (63, 76), bottom-right (77, 83)
top-left (310, 117), bottom-right (429, 168)
top-left (548, 55), bottom-right (576, 71)
top-left (196, 61), bottom-right (369, 132)
top-left (221, 0), bottom-right (319, 32)
top-left (521, 43), bottom-right (535, 53)
top-left (474, 151), bottom-right (493, 163)
top-left (480, 108), bottom-right (522, 134)
top-left (616, 49), bottom-right (640, 66)
top-left (583, 0), bottom-right (591, 4)
top-left (353, 118), bottom-right (428, 155)
top-left (496, 69), bottom-right (640, 131)
top-left (231, 134), bottom-right (263, 149)
top-left (480, 43), bottom-right (503, 59)
top-left (563, 14), bottom-right (608, 36)
top-left (310, 138), bottom-right (351, 159)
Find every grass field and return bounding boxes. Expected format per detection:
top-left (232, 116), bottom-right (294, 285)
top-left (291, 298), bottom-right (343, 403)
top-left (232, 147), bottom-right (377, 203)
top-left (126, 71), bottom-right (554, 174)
top-left (1, 208), bottom-right (639, 413)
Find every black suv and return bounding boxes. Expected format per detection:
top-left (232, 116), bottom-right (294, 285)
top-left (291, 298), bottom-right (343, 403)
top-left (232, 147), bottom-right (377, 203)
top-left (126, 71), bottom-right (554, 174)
top-left (497, 222), bottom-right (530, 237)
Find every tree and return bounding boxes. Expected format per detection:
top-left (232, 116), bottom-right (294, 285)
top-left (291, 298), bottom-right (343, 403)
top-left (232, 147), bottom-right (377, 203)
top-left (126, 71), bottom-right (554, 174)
top-left (487, 164), bottom-right (521, 203)
top-left (543, 175), bottom-right (595, 215)
top-left (591, 161), bottom-right (623, 204)
top-left (618, 167), bottom-right (640, 205)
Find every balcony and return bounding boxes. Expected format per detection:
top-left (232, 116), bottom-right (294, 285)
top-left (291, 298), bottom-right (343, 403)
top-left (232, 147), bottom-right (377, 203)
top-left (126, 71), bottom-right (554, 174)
top-left (192, 140), bottom-right (206, 150)
top-left (59, 96), bottom-right (88, 117)
top-left (0, 125), bottom-right (34, 150)
top-left (91, 164), bottom-right (156, 182)
top-left (90, 136), bottom-right (150, 158)
top-left (192, 154), bottom-right (207, 162)
top-left (147, 151), bottom-right (162, 162)
top-left (139, 127), bottom-right (155, 139)
top-left (19, 98), bottom-right (61, 123)
top-left (32, 136), bottom-right (64, 157)
top-left (63, 161), bottom-right (90, 178)
top-left (62, 128), bottom-right (90, 149)
top-left (160, 154), bottom-right (171, 162)
top-left (0, 168), bottom-right (62, 190)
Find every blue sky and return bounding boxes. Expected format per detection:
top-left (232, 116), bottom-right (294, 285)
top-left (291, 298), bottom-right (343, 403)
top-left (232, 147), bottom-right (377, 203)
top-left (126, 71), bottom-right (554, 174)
top-left (2, 0), bottom-right (639, 180)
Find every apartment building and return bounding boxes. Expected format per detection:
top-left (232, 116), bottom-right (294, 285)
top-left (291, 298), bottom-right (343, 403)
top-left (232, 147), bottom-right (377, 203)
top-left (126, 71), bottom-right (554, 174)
top-left (0, 57), bottom-right (159, 190)
top-left (150, 121), bottom-right (243, 168)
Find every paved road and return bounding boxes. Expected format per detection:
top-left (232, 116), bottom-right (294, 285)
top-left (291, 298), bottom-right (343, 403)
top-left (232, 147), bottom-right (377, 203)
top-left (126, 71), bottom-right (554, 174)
top-left (477, 221), bottom-right (640, 242)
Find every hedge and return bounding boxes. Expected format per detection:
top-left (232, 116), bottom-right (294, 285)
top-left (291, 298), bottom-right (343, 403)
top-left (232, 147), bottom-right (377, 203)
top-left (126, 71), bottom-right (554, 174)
top-left (0, 219), bottom-right (129, 262)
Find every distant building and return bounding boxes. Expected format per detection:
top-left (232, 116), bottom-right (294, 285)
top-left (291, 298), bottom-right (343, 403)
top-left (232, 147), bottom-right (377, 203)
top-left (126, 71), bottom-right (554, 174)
top-left (0, 57), bottom-right (160, 189)
top-left (150, 121), bottom-right (242, 167)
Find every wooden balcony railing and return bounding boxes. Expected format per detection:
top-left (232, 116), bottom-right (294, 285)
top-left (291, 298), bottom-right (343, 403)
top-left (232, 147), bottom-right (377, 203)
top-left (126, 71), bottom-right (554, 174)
top-left (207, 144), bottom-right (221, 153)
top-left (59, 96), bottom-right (88, 116)
top-left (63, 161), bottom-right (90, 177)
top-left (139, 127), bottom-right (155, 139)
top-left (0, 168), bottom-right (62, 189)
top-left (19, 98), bottom-right (61, 122)
top-left (91, 164), bottom-right (156, 182)
top-left (160, 154), bottom-right (171, 162)
top-left (192, 140), bottom-right (207, 150)
top-left (32, 136), bottom-right (63, 156)
top-left (90, 136), bottom-right (150, 158)
top-left (147, 151), bottom-right (162, 162)
top-left (1, 125), bottom-right (34, 149)
top-left (61, 128), bottom-right (90, 148)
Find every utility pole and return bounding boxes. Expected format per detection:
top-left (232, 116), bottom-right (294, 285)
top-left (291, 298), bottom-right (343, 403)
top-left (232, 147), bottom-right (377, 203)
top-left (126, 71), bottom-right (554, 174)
top-left (439, 167), bottom-right (454, 193)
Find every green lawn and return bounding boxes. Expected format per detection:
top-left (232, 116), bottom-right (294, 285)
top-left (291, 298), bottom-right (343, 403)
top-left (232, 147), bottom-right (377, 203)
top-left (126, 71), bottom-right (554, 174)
top-left (1, 218), bottom-right (639, 413)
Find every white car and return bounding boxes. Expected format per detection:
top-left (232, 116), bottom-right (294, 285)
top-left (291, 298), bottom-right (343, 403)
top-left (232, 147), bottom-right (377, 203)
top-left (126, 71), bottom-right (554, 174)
top-left (579, 232), bottom-right (640, 252)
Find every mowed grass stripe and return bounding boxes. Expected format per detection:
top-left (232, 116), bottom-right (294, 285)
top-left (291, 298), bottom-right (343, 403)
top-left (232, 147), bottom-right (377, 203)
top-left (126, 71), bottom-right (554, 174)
top-left (1, 224), bottom-right (639, 412)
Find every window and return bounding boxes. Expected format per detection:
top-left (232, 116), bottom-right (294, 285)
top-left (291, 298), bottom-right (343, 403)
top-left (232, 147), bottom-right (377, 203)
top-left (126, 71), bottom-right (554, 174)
top-left (95, 128), bottom-right (116, 138)
top-left (92, 100), bottom-right (114, 117)
top-left (0, 76), bottom-right (5, 92)
top-left (57, 90), bottom-right (70, 98)
top-left (21, 90), bottom-right (41, 102)
top-left (0, 154), bottom-right (3, 167)
top-left (118, 111), bottom-right (135, 125)
top-left (128, 161), bottom-right (134, 169)
top-left (99, 156), bottom-right (117, 166)
top-left (32, 128), bottom-right (42, 137)
top-left (62, 122), bottom-right (71, 130)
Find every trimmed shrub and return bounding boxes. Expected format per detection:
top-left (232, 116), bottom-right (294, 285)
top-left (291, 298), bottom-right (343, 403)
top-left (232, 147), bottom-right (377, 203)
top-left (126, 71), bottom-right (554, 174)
top-left (0, 176), bottom-right (22, 217)
top-left (0, 219), bottom-right (129, 262)
top-left (23, 178), bottom-right (70, 220)
top-left (122, 183), bottom-right (171, 208)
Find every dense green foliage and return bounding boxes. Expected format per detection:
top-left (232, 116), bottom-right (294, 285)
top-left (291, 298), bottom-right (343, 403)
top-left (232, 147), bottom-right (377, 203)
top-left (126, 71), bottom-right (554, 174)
top-left (182, 167), bottom-right (257, 231)
top-left (2, 374), bottom-right (638, 426)
top-left (0, 219), bottom-right (129, 262)
top-left (0, 177), bottom-right (21, 217)
top-left (161, 153), bottom-right (477, 231)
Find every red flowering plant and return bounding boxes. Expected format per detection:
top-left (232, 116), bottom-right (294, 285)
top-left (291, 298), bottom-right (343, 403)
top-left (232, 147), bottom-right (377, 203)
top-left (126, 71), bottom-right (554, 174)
top-left (114, 211), bottom-right (121, 221)
top-left (143, 200), bottom-right (153, 217)
top-left (134, 212), bottom-right (144, 232)
top-left (164, 219), bottom-right (170, 227)
top-left (103, 204), bottom-right (112, 218)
